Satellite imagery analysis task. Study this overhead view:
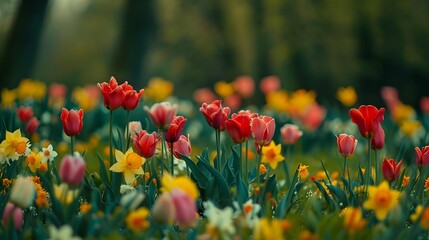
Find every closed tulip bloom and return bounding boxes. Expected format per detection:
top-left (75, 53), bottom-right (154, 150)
top-left (225, 114), bottom-right (252, 144)
top-left (382, 158), bottom-right (402, 182)
top-left (16, 106), bottom-right (33, 123)
top-left (165, 116), bottom-right (187, 143)
top-left (128, 121), bottom-right (142, 136)
top-left (60, 108), bottom-right (84, 136)
top-left (121, 82), bottom-right (144, 110)
top-left (337, 134), bottom-right (358, 157)
top-left (168, 135), bottom-right (192, 159)
top-left (371, 123), bottom-right (385, 150)
top-left (349, 105), bottom-right (385, 139)
top-left (152, 192), bottom-right (176, 224)
top-left (280, 124), bottom-right (303, 144)
top-left (2, 203), bottom-right (24, 230)
top-left (170, 189), bottom-right (197, 228)
top-left (251, 116), bottom-right (275, 146)
top-left (9, 176), bottom-right (35, 208)
top-left (59, 154), bottom-right (86, 186)
top-left (133, 130), bottom-right (161, 158)
top-left (415, 146), bottom-right (429, 167)
top-left (199, 100), bottom-right (231, 131)
top-left (25, 117), bottom-right (40, 135)
top-left (98, 76), bottom-right (126, 110)
top-left (144, 102), bottom-right (177, 131)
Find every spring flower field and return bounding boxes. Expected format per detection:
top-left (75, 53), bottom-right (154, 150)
top-left (1, 77), bottom-right (429, 240)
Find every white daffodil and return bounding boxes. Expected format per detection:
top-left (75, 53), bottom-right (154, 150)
top-left (49, 225), bottom-right (81, 240)
top-left (203, 201), bottom-right (236, 237)
top-left (41, 144), bottom-right (58, 163)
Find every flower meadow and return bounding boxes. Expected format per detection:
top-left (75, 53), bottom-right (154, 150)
top-left (1, 77), bottom-right (429, 240)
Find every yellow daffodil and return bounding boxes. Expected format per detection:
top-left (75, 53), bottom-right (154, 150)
top-left (1, 88), bottom-right (16, 109)
top-left (363, 181), bottom-right (400, 220)
top-left (17, 79), bottom-right (47, 101)
top-left (341, 207), bottom-right (366, 232)
top-left (261, 141), bottom-right (284, 170)
top-left (72, 86), bottom-right (100, 111)
top-left (411, 205), bottom-right (429, 230)
top-left (126, 207), bottom-right (150, 232)
top-left (392, 104), bottom-right (415, 124)
top-left (254, 218), bottom-right (285, 240)
top-left (265, 90), bottom-right (289, 113)
top-left (336, 86), bottom-right (357, 107)
top-left (0, 129), bottom-right (31, 162)
top-left (400, 120), bottom-right (422, 138)
top-left (298, 164), bottom-right (309, 180)
top-left (109, 148), bottom-right (145, 185)
top-left (214, 81), bottom-right (235, 98)
top-left (161, 173), bottom-right (198, 200)
top-left (289, 89), bottom-right (316, 115)
top-left (26, 151), bottom-right (43, 172)
top-left (54, 183), bottom-right (79, 205)
top-left (144, 77), bottom-right (173, 102)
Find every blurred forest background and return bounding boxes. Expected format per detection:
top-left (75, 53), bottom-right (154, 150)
top-left (1, 0), bottom-right (429, 107)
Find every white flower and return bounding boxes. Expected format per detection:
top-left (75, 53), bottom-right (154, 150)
top-left (120, 191), bottom-right (145, 210)
top-left (9, 142), bottom-right (31, 161)
top-left (120, 184), bottom-right (136, 195)
top-left (10, 176), bottom-right (35, 208)
top-left (232, 200), bottom-right (261, 228)
top-left (174, 158), bottom-right (187, 172)
top-left (49, 225), bottom-right (81, 240)
top-left (203, 201), bottom-right (236, 237)
top-left (41, 144), bottom-right (58, 163)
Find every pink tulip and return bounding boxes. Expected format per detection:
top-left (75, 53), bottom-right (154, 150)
top-left (59, 154), bottom-right (86, 186)
top-left (133, 130), bottom-right (161, 158)
top-left (259, 75), bottom-right (280, 94)
top-left (144, 102), bottom-right (177, 131)
top-left (337, 134), bottom-right (358, 158)
top-left (299, 103), bottom-right (326, 132)
top-left (49, 83), bottom-right (67, 99)
top-left (2, 203), bottom-right (23, 230)
top-left (199, 100), bottom-right (231, 131)
top-left (233, 76), bottom-right (254, 98)
top-left (170, 189), bottom-right (197, 228)
top-left (193, 88), bottom-right (217, 105)
top-left (152, 192), bottom-right (176, 224)
top-left (60, 108), bottom-right (84, 137)
top-left (168, 135), bottom-right (192, 159)
top-left (280, 124), bottom-right (303, 144)
top-left (382, 158), bottom-right (402, 182)
top-left (415, 146), bottom-right (429, 167)
top-left (251, 115), bottom-right (275, 146)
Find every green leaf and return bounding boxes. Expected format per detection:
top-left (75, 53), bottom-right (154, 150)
top-left (314, 180), bottom-right (337, 211)
top-left (326, 184), bottom-right (348, 208)
top-left (236, 172), bottom-right (249, 204)
top-left (181, 155), bottom-right (209, 189)
top-left (97, 153), bottom-right (115, 202)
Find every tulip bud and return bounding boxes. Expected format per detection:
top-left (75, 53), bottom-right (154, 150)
top-left (9, 176), bottom-right (35, 208)
top-left (60, 108), bottom-right (84, 136)
top-left (280, 124), bottom-right (303, 144)
top-left (381, 158), bottom-right (402, 182)
top-left (337, 134), bottom-right (358, 157)
top-left (59, 155), bottom-right (86, 186)
top-left (2, 203), bottom-right (24, 230)
top-left (415, 146), bottom-right (429, 167)
top-left (152, 192), bottom-right (176, 224)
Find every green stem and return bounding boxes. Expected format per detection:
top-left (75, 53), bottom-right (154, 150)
top-left (245, 141), bottom-right (249, 186)
top-left (374, 149), bottom-right (378, 184)
top-left (217, 130), bottom-right (221, 172)
top-left (109, 110), bottom-right (114, 169)
top-left (70, 136), bottom-right (74, 155)
top-left (170, 142), bottom-right (174, 176)
top-left (161, 131), bottom-right (165, 175)
top-left (344, 156), bottom-right (350, 191)
top-left (110, 110), bottom-right (120, 198)
top-left (365, 138), bottom-right (372, 197)
top-left (125, 110), bottom-right (130, 151)
top-left (259, 166), bottom-right (271, 205)
top-left (254, 145), bottom-right (263, 201)
top-left (239, 142), bottom-right (243, 182)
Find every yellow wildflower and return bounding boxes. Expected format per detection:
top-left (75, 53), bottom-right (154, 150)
top-left (17, 79), bottom-right (47, 101)
top-left (336, 86), bottom-right (357, 107)
top-left (289, 89), bottom-right (316, 115)
top-left (54, 183), bottom-right (79, 205)
top-left (25, 151), bottom-right (43, 173)
top-left (126, 207), bottom-right (150, 232)
top-left (0, 129), bottom-right (31, 162)
top-left (363, 181), bottom-right (400, 220)
top-left (144, 77), bottom-right (173, 102)
top-left (402, 176), bottom-right (410, 187)
top-left (32, 178), bottom-right (48, 208)
top-left (72, 86), bottom-right (100, 111)
top-left (392, 104), bottom-right (415, 124)
top-left (254, 218), bottom-right (285, 240)
top-left (259, 164), bottom-right (267, 175)
top-left (214, 81), bottom-right (235, 98)
top-left (265, 90), bottom-right (289, 113)
top-left (299, 230), bottom-right (318, 240)
top-left (410, 206), bottom-right (429, 230)
top-left (161, 173), bottom-right (198, 200)
top-left (298, 164), bottom-right (310, 180)
top-left (1, 88), bottom-right (16, 109)
top-left (261, 141), bottom-right (284, 170)
top-left (341, 207), bottom-right (366, 232)
top-left (425, 177), bottom-right (429, 191)
top-left (109, 148), bottom-right (145, 185)
top-left (400, 120), bottom-right (422, 138)
top-left (80, 202), bottom-right (92, 214)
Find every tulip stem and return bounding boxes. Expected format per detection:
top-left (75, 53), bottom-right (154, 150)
top-left (245, 141), bottom-right (249, 188)
top-left (344, 157), bottom-right (350, 191)
top-left (374, 149), bottom-right (378, 184)
top-left (170, 142), bottom-right (174, 176)
top-left (215, 129), bottom-right (221, 172)
top-left (365, 138), bottom-right (371, 197)
top-left (239, 142), bottom-right (243, 182)
top-left (70, 136), bottom-right (74, 155)
top-left (109, 110), bottom-right (114, 169)
top-left (161, 131), bottom-right (165, 175)
top-left (125, 110), bottom-right (130, 151)
top-left (254, 145), bottom-right (263, 201)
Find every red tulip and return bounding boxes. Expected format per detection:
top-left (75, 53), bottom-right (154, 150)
top-left (415, 146), bottom-right (429, 167)
top-left (259, 75), bottom-right (280, 94)
top-left (98, 76), bottom-right (126, 110)
top-left (349, 105), bottom-right (385, 139)
top-left (371, 123), bottom-right (385, 149)
top-left (168, 135), bottom-right (192, 159)
top-left (225, 114), bottom-right (252, 144)
top-left (49, 83), bottom-right (67, 99)
top-left (16, 106), bottom-right (33, 123)
top-left (59, 154), bottom-right (86, 186)
top-left (251, 115), bottom-right (275, 146)
top-left (280, 124), bottom-right (303, 144)
top-left (60, 108), bottom-right (84, 136)
top-left (144, 102), bottom-right (177, 131)
top-left (233, 76), bottom-right (254, 98)
top-left (299, 103), bottom-right (326, 132)
top-left (165, 116), bottom-right (187, 143)
top-left (199, 100), bottom-right (231, 131)
top-left (234, 110), bottom-right (258, 119)
top-left (133, 130), bottom-right (161, 158)
top-left (337, 134), bottom-right (358, 157)
top-left (381, 158), bottom-right (402, 182)
top-left (121, 82), bottom-right (144, 110)
top-left (25, 117), bottom-right (40, 135)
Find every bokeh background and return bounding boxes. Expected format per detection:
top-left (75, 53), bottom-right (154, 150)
top-left (1, 0), bottom-right (429, 107)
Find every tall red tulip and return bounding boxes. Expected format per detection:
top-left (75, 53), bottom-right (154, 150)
top-left (165, 116), bottom-right (187, 143)
top-left (25, 117), bottom-right (40, 135)
top-left (60, 108), bottom-right (84, 136)
top-left (280, 124), bottom-right (303, 144)
top-left (225, 114), bottom-right (252, 144)
top-left (144, 102), bottom-right (177, 131)
top-left (121, 82), bottom-right (144, 111)
top-left (415, 146), bottom-right (429, 167)
top-left (337, 134), bottom-right (358, 157)
top-left (16, 106), bottom-right (33, 123)
top-left (133, 130), bottom-right (161, 158)
top-left (199, 100), bottom-right (231, 131)
top-left (251, 115), bottom-right (275, 146)
top-left (382, 158), bottom-right (402, 182)
top-left (349, 105), bottom-right (385, 139)
top-left (98, 76), bottom-right (126, 110)
top-left (168, 135), bottom-right (192, 159)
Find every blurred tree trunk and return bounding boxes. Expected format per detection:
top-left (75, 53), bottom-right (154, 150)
top-left (111, 0), bottom-right (155, 88)
top-left (0, 0), bottom-right (49, 90)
